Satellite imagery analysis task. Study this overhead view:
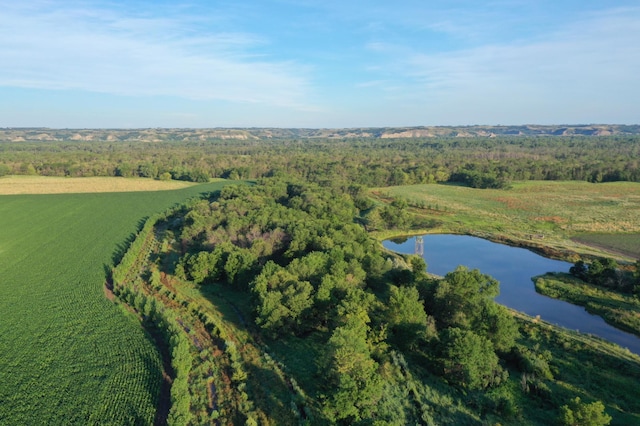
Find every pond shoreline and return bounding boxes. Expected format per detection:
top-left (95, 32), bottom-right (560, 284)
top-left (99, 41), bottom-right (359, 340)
top-left (383, 233), bottom-right (640, 355)
top-left (378, 228), bottom-right (633, 265)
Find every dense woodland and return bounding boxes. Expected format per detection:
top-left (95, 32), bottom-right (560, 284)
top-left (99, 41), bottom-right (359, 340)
top-left (2, 135), bottom-right (640, 188)
top-left (178, 180), bottom-right (519, 394)
top-left (109, 178), bottom-right (639, 425)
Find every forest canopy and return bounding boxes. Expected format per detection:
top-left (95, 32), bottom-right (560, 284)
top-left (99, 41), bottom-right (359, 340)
top-left (1, 135), bottom-right (639, 187)
top-left (165, 179), bottom-right (532, 422)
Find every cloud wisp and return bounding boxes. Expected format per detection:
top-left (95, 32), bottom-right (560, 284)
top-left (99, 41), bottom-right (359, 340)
top-left (0, 2), bottom-right (312, 107)
top-left (361, 6), bottom-right (640, 124)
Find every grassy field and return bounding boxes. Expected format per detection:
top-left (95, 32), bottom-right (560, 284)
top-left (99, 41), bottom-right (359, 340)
top-left (374, 181), bottom-right (640, 260)
top-left (571, 233), bottom-right (640, 259)
top-left (0, 179), bottom-right (236, 424)
top-left (0, 175), bottom-right (198, 194)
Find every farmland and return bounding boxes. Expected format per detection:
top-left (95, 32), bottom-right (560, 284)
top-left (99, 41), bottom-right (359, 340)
top-left (0, 179), bottom-right (236, 424)
top-left (0, 175), bottom-right (197, 195)
top-left (2, 132), bottom-right (640, 424)
top-left (373, 181), bottom-right (640, 261)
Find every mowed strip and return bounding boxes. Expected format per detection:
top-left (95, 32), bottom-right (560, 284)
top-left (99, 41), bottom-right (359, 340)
top-left (0, 175), bottom-right (197, 195)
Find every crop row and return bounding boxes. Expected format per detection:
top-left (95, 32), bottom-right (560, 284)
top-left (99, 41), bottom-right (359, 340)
top-left (0, 183), bottom-right (234, 424)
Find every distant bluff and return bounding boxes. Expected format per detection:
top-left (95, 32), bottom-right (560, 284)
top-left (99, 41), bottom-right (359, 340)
top-left (2, 124), bottom-right (639, 142)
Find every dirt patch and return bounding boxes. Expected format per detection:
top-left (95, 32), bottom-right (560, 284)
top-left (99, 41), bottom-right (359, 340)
top-left (534, 216), bottom-right (566, 224)
top-left (104, 280), bottom-right (115, 302)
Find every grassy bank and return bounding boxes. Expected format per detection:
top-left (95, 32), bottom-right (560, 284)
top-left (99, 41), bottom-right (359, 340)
top-left (534, 273), bottom-right (640, 337)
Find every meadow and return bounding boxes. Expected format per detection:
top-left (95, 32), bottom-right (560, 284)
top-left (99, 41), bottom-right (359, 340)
top-left (0, 178), bottom-right (235, 424)
top-left (374, 181), bottom-right (640, 260)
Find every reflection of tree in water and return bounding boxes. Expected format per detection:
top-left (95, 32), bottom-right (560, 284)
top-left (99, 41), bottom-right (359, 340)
top-left (389, 236), bottom-right (408, 244)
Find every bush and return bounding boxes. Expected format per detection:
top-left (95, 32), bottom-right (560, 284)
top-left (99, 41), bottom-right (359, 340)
top-left (559, 397), bottom-right (611, 426)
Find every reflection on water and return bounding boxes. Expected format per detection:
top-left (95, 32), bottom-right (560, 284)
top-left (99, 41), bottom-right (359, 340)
top-left (383, 234), bottom-right (640, 355)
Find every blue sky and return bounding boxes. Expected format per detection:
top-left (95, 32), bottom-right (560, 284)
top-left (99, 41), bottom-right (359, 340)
top-left (1, 0), bottom-right (638, 128)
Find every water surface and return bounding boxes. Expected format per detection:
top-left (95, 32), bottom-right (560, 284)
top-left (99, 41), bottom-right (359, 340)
top-left (383, 234), bottom-right (640, 355)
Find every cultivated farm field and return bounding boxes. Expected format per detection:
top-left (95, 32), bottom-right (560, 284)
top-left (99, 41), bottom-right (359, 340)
top-left (0, 175), bottom-right (197, 195)
top-left (0, 179), bottom-right (235, 424)
top-left (375, 181), bottom-right (640, 259)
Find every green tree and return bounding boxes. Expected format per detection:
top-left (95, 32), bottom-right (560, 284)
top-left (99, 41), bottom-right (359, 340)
top-left (478, 302), bottom-right (519, 353)
top-left (428, 266), bottom-right (499, 330)
top-left (223, 249), bottom-right (257, 289)
top-left (386, 285), bottom-right (433, 349)
top-left (159, 171), bottom-right (172, 181)
top-left (138, 162), bottom-right (158, 178)
top-left (252, 264), bottom-right (314, 335)
top-left (184, 251), bottom-right (220, 284)
top-left (20, 163), bottom-right (37, 175)
top-left (439, 328), bottom-right (505, 390)
top-left (569, 260), bottom-right (588, 280)
top-left (322, 313), bottom-right (383, 423)
top-left (559, 397), bottom-right (611, 426)
top-left (115, 163), bottom-right (135, 177)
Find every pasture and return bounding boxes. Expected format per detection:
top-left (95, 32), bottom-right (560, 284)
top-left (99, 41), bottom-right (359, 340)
top-left (375, 181), bottom-right (640, 260)
top-left (0, 179), bottom-right (235, 424)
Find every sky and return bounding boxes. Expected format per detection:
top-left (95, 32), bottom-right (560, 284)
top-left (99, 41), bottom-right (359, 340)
top-left (1, 0), bottom-right (639, 128)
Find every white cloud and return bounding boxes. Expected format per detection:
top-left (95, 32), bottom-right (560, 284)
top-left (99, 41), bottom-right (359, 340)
top-left (0, 2), bottom-right (312, 107)
top-left (374, 7), bottom-right (640, 124)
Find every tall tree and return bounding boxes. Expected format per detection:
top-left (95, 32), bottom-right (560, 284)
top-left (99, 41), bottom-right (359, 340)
top-left (322, 308), bottom-right (382, 423)
top-left (439, 328), bottom-right (505, 390)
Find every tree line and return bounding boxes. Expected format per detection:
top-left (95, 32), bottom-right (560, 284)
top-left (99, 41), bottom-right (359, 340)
top-left (1, 135), bottom-right (639, 187)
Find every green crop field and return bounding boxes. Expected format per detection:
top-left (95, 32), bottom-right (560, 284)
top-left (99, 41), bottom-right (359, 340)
top-left (374, 181), bottom-right (640, 260)
top-left (0, 179), bottom-right (236, 424)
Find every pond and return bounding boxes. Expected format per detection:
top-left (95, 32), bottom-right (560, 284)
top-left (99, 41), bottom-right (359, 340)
top-left (383, 234), bottom-right (640, 355)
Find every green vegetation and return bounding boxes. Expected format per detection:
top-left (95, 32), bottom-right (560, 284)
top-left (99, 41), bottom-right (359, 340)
top-left (0, 180), bottom-right (236, 424)
top-left (374, 181), bottom-right (640, 261)
top-left (109, 179), bottom-right (640, 425)
top-left (2, 135), bottom-right (640, 188)
top-left (560, 397), bottom-right (612, 426)
top-left (513, 312), bottom-right (640, 425)
top-left (534, 273), bottom-right (640, 336)
top-left (3, 131), bottom-right (640, 424)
